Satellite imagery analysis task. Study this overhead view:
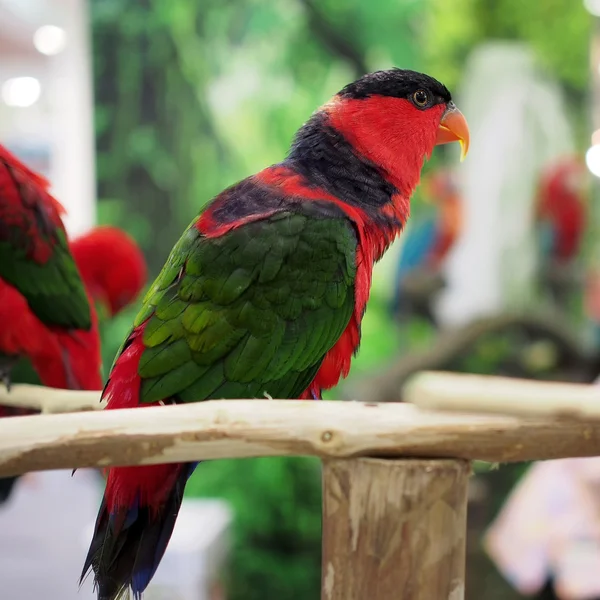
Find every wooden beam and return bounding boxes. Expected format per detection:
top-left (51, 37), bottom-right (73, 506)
top-left (2, 393), bottom-right (600, 477)
top-left (321, 458), bottom-right (469, 600)
top-left (0, 384), bottom-right (102, 413)
top-left (405, 371), bottom-right (600, 419)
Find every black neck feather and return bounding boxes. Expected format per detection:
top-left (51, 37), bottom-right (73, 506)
top-left (285, 111), bottom-right (398, 213)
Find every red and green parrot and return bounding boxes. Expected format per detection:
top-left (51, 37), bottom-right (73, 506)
top-left (0, 144), bottom-right (103, 391)
top-left (0, 220), bottom-right (147, 503)
top-left (82, 69), bottom-right (470, 600)
top-left (392, 168), bottom-right (462, 322)
top-left (0, 144), bottom-right (103, 501)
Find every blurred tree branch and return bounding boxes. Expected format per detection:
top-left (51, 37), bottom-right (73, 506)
top-left (394, 269), bottom-right (446, 326)
top-left (92, 0), bottom-right (232, 276)
top-left (346, 311), bottom-right (597, 403)
top-left (297, 0), bottom-right (368, 77)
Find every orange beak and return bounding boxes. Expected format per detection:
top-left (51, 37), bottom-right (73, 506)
top-left (436, 103), bottom-right (470, 162)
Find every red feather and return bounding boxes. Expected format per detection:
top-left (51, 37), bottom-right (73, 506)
top-left (536, 157), bottom-right (587, 262)
top-left (0, 144), bottom-right (102, 393)
top-left (83, 71), bottom-right (467, 599)
top-left (199, 98), bottom-right (448, 400)
top-left (0, 144), bottom-right (67, 264)
top-left (325, 96), bottom-right (445, 200)
top-left (70, 225), bottom-right (148, 316)
top-left (101, 321), bottom-right (182, 511)
top-left (0, 277), bottom-right (102, 390)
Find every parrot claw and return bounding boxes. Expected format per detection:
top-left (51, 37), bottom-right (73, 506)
top-left (0, 366), bottom-right (12, 392)
top-left (0, 356), bottom-right (17, 392)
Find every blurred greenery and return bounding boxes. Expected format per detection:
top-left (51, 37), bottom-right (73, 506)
top-left (88, 0), bottom-right (593, 598)
top-left (186, 457), bottom-right (322, 600)
top-left (425, 0), bottom-right (590, 95)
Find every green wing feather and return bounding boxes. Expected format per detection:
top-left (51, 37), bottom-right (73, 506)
top-left (132, 209), bottom-right (357, 402)
top-left (0, 226), bottom-right (91, 330)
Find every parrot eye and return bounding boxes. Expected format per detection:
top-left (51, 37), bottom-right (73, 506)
top-left (411, 89), bottom-right (430, 108)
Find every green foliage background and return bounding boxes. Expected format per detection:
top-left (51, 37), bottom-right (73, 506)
top-left (89, 1), bottom-right (592, 598)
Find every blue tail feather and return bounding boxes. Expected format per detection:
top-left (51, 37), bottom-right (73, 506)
top-left (82, 462), bottom-right (199, 600)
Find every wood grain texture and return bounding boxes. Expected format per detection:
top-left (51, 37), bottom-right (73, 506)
top-left (321, 458), bottom-right (469, 600)
top-left (1, 396), bottom-right (600, 477)
top-left (0, 383), bottom-right (102, 413)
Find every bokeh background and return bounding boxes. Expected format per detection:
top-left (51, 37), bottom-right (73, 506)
top-left (1, 1), bottom-right (600, 599)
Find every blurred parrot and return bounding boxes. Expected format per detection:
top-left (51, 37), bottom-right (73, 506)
top-left (0, 144), bottom-right (103, 502)
top-left (82, 69), bottom-right (470, 600)
top-left (0, 223), bottom-right (147, 504)
top-left (534, 156), bottom-right (588, 305)
top-left (0, 144), bottom-right (102, 390)
top-left (391, 168), bottom-right (462, 323)
top-left (584, 268), bottom-right (600, 352)
top-left (70, 225), bottom-right (148, 320)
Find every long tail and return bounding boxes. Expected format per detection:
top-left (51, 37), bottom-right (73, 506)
top-left (81, 462), bottom-right (197, 600)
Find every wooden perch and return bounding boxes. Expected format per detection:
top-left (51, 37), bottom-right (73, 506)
top-left (0, 384), bottom-right (103, 413)
top-left (348, 311), bottom-right (595, 403)
top-left (2, 386), bottom-right (600, 477)
top-left (405, 371), bottom-right (600, 419)
top-left (322, 458), bottom-right (468, 599)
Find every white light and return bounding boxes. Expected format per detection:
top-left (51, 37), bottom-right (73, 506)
top-left (585, 0), bottom-right (600, 16)
top-left (1, 77), bottom-right (41, 107)
top-left (33, 25), bottom-right (66, 56)
top-left (586, 144), bottom-right (600, 177)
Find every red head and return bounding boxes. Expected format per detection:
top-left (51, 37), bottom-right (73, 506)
top-left (70, 226), bottom-right (147, 316)
top-left (287, 69), bottom-right (469, 240)
top-left (326, 70), bottom-right (468, 196)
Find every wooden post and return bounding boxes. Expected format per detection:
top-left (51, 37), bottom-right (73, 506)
top-left (321, 458), bottom-right (470, 600)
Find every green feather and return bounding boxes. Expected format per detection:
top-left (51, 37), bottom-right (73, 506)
top-left (117, 206), bottom-right (357, 405)
top-left (0, 228), bottom-right (91, 330)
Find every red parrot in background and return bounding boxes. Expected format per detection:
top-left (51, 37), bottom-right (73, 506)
top-left (0, 223), bottom-right (147, 505)
top-left (0, 144), bottom-right (103, 502)
top-left (535, 156), bottom-right (587, 265)
top-left (392, 168), bottom-right (462, 322)
top-left (0, 150), bottom-right (147, 504)
top-left (70, 225), bottom-right (148, 318)
top-left (0, 144), bottom-right (102, 391)
top-left (534, 156), bottom-right (588, 307)
top-left (424, 168), bottom-right (462, 264)
top-left (82, 69), bottom-right (470, 600)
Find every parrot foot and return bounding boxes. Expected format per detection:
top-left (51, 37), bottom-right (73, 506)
top-left (0, 358), bottom-right (15, 392)
top-left (0, 372), bottom-right (10, 392)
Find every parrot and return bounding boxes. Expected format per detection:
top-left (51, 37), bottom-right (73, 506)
top-left (534, 156), bottom-right (588, 306)
top-left (0, 144), bottom-right (104, 502)
top-left (0, 221), bottom-right (147, 504)
top-left (0, 224), bottom-right (147, 505)
top-left (81, 69), bottom-right (470, 600)
top-left (535, 156), bottom-right (587, 265)
top-left (391, 168), bottom-right (462, 322)
top-left (0, 143), bottom-right (102, 390)
top-left (70, 225), bottom-right (148, 319)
